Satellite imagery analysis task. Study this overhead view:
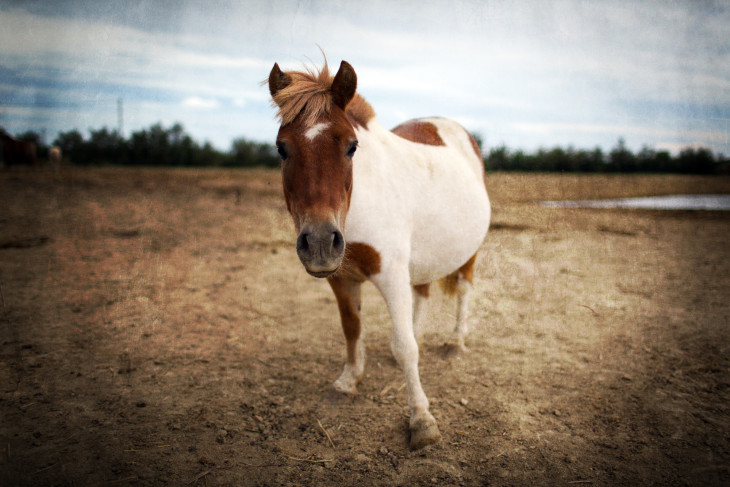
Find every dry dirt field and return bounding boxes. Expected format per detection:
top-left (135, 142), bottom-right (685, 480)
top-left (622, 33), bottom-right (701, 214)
top-left (1, 167), bottom-right (729, 486)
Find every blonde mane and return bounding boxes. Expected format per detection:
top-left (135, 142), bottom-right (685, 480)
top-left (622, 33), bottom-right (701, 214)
top-left (272, 61), bottom-right (375, 128)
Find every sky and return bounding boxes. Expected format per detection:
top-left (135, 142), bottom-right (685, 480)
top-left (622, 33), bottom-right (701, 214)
top-left (0, 0), bottom-right (728, 155)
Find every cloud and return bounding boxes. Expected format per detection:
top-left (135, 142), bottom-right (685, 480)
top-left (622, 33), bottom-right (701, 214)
top-left (1, 1), bottom-right (728, 155)
top-left (182, 96), bottom-right (220, 109)
top-left (182, 97), bottom-right (220, 109)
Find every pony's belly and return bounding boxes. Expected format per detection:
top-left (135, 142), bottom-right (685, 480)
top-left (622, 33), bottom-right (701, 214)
top-left (408, 200), bottom-right (490, 285)
top-left (408, 236), bottom-right (486, 285)
top-left (345, 173), bottom-right (490, 286)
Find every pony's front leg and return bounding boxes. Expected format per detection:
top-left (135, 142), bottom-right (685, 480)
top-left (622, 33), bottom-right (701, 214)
top-left (376, 270), bottom-right (441, 450)
top-left (328, 275), bottom-right (365, 394)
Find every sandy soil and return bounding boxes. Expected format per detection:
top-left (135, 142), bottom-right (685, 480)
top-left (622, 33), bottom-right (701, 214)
top-left (1, 167), bottom-right (728, 486)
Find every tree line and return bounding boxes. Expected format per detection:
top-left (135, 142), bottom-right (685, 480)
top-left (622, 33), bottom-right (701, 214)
top-left (5, 123), bottom-right (728, 174)
top-left (48, 123), bottom-right (280, 168)
top-left (484, 139), bottom-right (727, 174)
top-left (2, 123), bottom-right (277, 168)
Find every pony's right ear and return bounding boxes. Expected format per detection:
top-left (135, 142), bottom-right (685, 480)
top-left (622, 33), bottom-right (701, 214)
top-left (269, 63), bottom-right (291, 99)
top-left (331, 60), bottom-right (357, 110)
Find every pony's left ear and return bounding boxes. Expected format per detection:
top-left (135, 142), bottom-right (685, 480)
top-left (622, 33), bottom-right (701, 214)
top-left (331, 61), bottom-right (357, 110)
top-left (269, 63), bottom-right (292, 99)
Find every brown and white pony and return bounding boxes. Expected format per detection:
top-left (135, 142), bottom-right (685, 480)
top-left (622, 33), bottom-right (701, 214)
top-left (0, 128), bottom-right (38, 168)
top-left (49, 146), bottom-right (62, 173)
top-left (268, 59), bottom-right (491, 450)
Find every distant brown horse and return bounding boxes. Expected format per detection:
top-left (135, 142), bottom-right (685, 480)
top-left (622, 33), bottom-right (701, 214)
top-left (0, 128), bottom-right (38, 167)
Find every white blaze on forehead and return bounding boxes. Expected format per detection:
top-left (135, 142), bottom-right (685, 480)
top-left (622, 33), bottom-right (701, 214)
top-left (304, 122), bottom-right (330, 141)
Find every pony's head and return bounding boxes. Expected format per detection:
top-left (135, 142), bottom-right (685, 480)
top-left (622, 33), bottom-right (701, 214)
top-left (268, 60), bottom-right (359, 278)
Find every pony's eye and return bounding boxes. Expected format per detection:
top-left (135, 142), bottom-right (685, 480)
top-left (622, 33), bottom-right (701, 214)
top-left (276, 142), bottom-right (288, 160)
top-left (346, 141), bottom-right (358, 157)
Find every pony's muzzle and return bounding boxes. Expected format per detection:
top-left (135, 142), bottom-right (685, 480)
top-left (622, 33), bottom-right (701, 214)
top-left (296, 223), bottom-right (345, 278)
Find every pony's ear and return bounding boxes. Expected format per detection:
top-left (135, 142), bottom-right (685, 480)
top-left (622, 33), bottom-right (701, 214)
top-left (331, 61), bottom-right (357, 110)
top-left (269, 63), bottom-right (291, 99)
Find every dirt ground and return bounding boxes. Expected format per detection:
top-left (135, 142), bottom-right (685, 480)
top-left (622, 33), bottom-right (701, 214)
top-left (1, 167), bottom-right (728, 486)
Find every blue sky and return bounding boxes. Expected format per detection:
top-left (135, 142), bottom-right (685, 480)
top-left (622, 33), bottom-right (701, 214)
top-left (1, 0), bottom-right (728, 155)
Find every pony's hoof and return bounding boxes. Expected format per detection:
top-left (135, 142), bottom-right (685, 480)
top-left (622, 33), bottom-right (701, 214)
top-left (409, 418), bottom-right (441, 450)
top-left (442, 342), bottom-right (469, 359)
top-left (333, 377), bottom-right (358, 395)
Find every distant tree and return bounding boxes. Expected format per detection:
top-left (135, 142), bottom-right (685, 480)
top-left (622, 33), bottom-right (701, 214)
top-left (177, 134), bottom-right (199, 165)
top-left (148, 123), bottom-right (171, 165)
top-left (54, 130), bottom-right (87, 164)
top-left (510, 150), bottom-right (534, 171)
top-left (229, 137), bottom-right (279, 167)
top-left (608, 138), bottom-right (637, 172)
top-left (54, 130), bottom-right (84, 154)
top-left (544, 147), bottom-right (572, 172)
top-left (485, 145), bottom-right (509, 171)
top-left (88, 127), bottom-right (126, 164)
top-left (637, 145), bottom-right (657, 172)
top-left (169, 122), bottom-right (184, 145)
top-left (128, 129), bottom-right (148, 165)
top-left (198, 141), bottom-right (229, 166)
top-left (654, 150), bottom-right (671, 172)
top-left (128, 122), bottom-right (198, 166)
top-left (16, 130), bottom-right (43, 146)
top-left (717, 153), bottom-right (730, 174)
top-left (16, 130), bottom-right (46, 160)
top-left (573, 147), bottom-right (604, 172)
top-left (677, 147), bottom-right (716, 174)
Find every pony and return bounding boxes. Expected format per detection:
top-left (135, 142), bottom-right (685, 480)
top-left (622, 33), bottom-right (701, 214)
top-left (267, 59), bottom-right (491, 450)
top-left (0, 128), bottom-right (38, 168)
top-left (49, 146), bottom-right (62, 173)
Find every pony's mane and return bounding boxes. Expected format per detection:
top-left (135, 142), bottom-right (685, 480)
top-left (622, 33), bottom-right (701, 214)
top-left (272, 62), bottom-right (375, 128)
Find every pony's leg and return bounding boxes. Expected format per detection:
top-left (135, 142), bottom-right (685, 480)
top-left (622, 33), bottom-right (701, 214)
top-left (328, 275), bottom-right (365, 394)
top-left (412, 284), bottom-right (430, 342)
top-left (451, 253), bottom-right (477, 352)
top-left (452, 276), bottom-right (472, 352)
top-left (375, 270), bottom-right (440, 450)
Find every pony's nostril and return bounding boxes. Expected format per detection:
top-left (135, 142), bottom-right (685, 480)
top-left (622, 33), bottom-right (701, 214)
top-left (296, 232), bottom-right (310, 252)
top-left (332, 230), bottom-right (345, 253)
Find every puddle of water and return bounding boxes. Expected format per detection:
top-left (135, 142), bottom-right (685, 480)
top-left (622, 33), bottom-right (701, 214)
top-left (541, 194), bottom-right (730, 211)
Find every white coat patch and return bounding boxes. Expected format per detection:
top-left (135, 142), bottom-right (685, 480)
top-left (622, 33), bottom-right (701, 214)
top-left (304, 122), bottom-right (330, 141)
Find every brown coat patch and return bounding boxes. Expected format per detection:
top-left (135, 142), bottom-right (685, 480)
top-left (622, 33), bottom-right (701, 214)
top-left (327, 275), bottom-right (362, 365)
top-left (391, 120), bottom-right (445, 146)
top-left (457, 252), bottom-right (477, 284)
top-left (466, 131), bottom-right (482, 160)
top-left (337, 242), bottom-right (381, 281)
top-left (413, 284), bottom-right (431, 298)
top-left (440, 252), bottom-right (478, 295)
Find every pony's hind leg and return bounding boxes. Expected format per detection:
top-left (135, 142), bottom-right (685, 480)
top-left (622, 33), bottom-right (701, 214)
top-left (328, 275), bottom-right (365, 394)
top-left (453, 276), bottom-right (472, 352)
top-left (443, 253), bottom-right (477, 352)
